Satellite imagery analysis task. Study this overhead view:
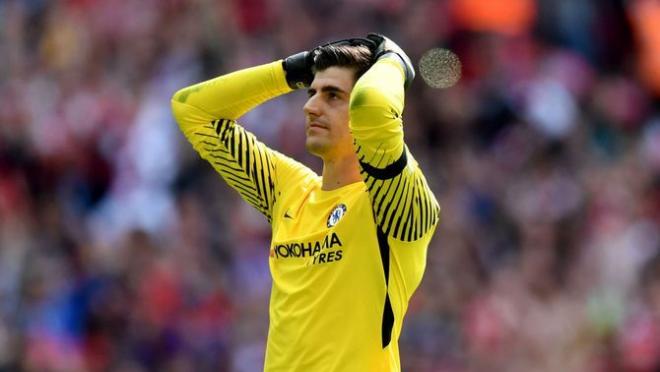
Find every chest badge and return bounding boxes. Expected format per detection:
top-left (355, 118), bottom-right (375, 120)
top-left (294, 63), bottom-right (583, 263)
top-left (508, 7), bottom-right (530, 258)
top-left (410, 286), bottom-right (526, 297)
top-left (327, 203), bottom-right (347, 228)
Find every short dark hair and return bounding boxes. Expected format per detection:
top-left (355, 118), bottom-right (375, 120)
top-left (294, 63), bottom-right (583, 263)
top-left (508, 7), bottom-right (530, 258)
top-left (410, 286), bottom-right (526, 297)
top-left (313, 44), bottom-right (373, 82)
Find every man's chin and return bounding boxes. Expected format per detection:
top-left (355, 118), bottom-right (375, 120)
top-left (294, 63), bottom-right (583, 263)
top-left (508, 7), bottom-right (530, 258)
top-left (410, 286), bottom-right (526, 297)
top-left (305, 138), bottom-right (329, 157)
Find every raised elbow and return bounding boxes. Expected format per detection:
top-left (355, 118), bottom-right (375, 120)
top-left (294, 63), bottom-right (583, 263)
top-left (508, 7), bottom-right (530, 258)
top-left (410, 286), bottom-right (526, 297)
top-left (349, 85), bottom-right (402, 126)
top-left (170, 91), bottom-right (191, 127)
top-left (349, 86), bottom-right (385, 112)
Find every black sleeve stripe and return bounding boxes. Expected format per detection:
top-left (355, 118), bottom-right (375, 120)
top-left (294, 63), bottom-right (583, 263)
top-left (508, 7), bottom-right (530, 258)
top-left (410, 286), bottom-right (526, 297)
top-left (395, 178), bottom-right (417, 241)
top-left (382, 176), bottom-right (409, 236)
top-left (422, 182), bottom-right (432, 232)
top-left (250, 137), bottom-right (264, 197)
top-left (207, 153), bottom-right (241, 165)
top-left (213, 118), bottom-right (223, 133)
top-left (206, 146), bottom-right (231, 155)
top-left (365, 175), bottom-right (380, 200)
top-left (412, 206), bottom-right (419, 240)
top-left (221, 174), bottom-right (259, 192)
top-left (365, 176), bottom-right (375, 192)
top-left (218, 167), bottom-right (259, 190)
top-left (218, 120), bottom-right (231, 143)
top-left (256, 146), bottom-right (270, 206)
top-left (419, 198), bottom-right (433, 240)
top-left (364, 174), bottom-right (374, 188)
top-left (205, 146), bottom-right (234, 157)
top-left (418, 190), bottom-right (426, 240)
top-left (214, 119), bottom-right (224, 139)
top-left (393, 213), bottom-right (404, 240)
top-left (359, 148), bottom-right (407, 180)
top-left (374, 174), bottom-right (397, 208)
top-left (411, 188), bottom-right (420, 241)
top-left (371, 179), bottom-right (389, 218)
top-left (213, 165), bottom-right (254, 183)
top-left (223, 121), bottom-right (233, 143)
top-left (404, 182), bottom-right (417, 236)
top-left (238, 129), bottom-right (246, 167)
top-left (206, 151), bottom-right (240, 165)
top-left (246, 132), bottom-right (255, 174)
top-left (397, 183), bottom-right (414, 239)
top-left (427, 195), bottom-right (437, 228)
top-left (244, 133), bottom-right (252, 178)
top-left (375, 176), bottom-right (399, 220)
top-left (230, 125), bottom-right (237, 159)
top-left (194, 117), bottom-right (276, 221)
top-left (250, 157), bottom-right (261, 200)
top-left (201, 140), bottom-right (222, 148)
top-left (206, 143), bottom-right (230, 157)
top-left (391, 183), bottom-right (406, 237)
top-left (391, 177), bottom-right (412, 238)
top-left (420, 197), bottom-right (429, 241)
top-left (240, 134), bottom-right (249, 168)
top-left (193, 132), bottom-right (219, 140)
top-left (405, 204), bottom-right (414, 241)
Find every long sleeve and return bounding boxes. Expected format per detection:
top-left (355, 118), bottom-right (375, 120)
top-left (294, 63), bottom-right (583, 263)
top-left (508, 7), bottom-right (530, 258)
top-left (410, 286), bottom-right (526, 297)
top-left (349, 57), bottom-right (440, 241)
top-left (171, 61), bottom-right (315, 223)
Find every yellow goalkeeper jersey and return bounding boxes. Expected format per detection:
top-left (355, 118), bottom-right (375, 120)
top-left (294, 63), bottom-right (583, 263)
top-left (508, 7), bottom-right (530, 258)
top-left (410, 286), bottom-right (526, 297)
top-left (171, 57), bottom-right (440, 372)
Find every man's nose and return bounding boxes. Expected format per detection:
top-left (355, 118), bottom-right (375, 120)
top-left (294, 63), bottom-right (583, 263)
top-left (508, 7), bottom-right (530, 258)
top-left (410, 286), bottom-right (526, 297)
top-left (303, 95), bottom-right (321, 117)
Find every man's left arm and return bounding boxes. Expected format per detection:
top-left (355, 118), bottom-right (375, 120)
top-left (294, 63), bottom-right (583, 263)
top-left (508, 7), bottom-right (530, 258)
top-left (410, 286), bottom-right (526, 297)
top-left (349, 38), bottom-right (440, 242)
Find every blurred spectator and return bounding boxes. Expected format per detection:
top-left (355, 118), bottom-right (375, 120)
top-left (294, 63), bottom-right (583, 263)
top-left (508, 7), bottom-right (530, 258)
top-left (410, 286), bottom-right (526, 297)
top-left (0, 0), bottom-right (659, 371)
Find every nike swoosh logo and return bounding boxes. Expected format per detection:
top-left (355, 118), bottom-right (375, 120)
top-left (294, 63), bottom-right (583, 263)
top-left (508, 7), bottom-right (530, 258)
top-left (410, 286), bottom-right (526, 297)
top-left (284, 211), bottom-right (293, 219)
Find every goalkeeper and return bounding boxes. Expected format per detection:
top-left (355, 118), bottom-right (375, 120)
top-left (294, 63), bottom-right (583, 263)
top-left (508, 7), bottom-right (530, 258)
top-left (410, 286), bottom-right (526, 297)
top-left (171, 34), bottom-right (440, 372)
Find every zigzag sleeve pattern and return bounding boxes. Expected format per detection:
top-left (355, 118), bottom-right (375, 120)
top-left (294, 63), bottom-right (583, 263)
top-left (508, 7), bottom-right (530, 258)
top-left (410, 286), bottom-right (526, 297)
top-left (171, 61), bottom-right (294, 223)
top-left (189, 118), bottom-right (277, 222)
top-left (357, 146), bottom-right (439, 241)
top-left (349, 57), bottom-right (440, 241)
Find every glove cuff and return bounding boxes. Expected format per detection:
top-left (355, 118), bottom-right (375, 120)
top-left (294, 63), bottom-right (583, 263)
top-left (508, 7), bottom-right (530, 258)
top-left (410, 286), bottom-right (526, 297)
top-left (282, 51), bottom-right (314, 89)
top-left (367, 33), bottom-right (415, 89)
top-left (380, 52), bottom-right (415, 89)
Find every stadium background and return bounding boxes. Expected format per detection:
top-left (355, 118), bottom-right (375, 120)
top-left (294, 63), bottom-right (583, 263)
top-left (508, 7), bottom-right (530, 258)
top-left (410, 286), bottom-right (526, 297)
top-left (1, 0), bottom-right (660, 370)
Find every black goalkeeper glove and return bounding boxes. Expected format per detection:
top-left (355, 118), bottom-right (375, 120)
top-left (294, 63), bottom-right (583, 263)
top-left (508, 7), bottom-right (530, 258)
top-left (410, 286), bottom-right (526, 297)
top-left (282, 37), bottom-right (377, 90)
top-left (282, 51), bottom-right (315, 90)
top-left (366, 33), bottom-right (415, 89)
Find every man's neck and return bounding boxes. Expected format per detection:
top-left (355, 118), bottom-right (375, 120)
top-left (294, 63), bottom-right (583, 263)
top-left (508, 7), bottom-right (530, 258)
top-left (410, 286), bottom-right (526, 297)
top-left (321, 153), bottom-right (362, 191)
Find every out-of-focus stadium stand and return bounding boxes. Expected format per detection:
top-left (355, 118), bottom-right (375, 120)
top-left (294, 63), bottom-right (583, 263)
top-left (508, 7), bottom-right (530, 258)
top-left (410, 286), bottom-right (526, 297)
top-left (0, 0), bottom-right (659, 371)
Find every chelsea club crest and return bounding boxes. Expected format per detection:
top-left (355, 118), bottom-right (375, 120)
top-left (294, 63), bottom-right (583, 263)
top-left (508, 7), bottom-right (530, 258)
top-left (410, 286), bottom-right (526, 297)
top-left (327, 203), bottom-right (347, 228)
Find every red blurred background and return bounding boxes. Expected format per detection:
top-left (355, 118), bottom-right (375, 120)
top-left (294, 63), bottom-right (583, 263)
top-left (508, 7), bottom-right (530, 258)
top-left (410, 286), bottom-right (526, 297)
top-left (1, 0), bottom-right (659, 371)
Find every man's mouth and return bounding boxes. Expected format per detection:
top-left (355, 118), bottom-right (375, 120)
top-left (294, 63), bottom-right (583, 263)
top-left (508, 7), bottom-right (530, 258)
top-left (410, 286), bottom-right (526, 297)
top-left (307, 121), bottom-right (327, 130)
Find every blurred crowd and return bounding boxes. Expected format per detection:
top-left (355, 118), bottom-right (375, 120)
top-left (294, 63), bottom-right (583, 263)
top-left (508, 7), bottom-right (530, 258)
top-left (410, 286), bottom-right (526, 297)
top-left (1, 0), bottom-right (659, 371)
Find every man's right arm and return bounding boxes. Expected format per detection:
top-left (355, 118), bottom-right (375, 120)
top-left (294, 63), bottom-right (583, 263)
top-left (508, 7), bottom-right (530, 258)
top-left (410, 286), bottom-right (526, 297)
top-left (171, 61), bottom-right (310, 223)
top-left (172, 61), bottom-right (292, 120)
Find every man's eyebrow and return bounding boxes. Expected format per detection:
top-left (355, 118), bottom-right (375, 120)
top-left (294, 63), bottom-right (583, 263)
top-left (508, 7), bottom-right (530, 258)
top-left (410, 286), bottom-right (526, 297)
top-left (307, 85), bottom-right (348, 96)
top-left (321, 86), bottom-right (347, 94)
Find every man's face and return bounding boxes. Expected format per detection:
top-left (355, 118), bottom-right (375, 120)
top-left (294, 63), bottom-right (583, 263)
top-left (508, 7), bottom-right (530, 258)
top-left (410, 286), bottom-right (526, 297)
top-left (303, 67), bottom-right (355, 160)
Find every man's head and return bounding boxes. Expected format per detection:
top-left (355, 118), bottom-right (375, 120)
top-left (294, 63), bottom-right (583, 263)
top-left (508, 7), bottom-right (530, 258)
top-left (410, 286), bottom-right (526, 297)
top-left (303, 44), bottom-right (372, 161)
top-left (313, 44), bottom-right (373, 82)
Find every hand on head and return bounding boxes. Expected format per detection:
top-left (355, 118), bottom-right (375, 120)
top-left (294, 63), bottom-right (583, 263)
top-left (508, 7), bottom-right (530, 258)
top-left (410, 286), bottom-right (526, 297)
top-left (283, 33), bottom-right (414, 90)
